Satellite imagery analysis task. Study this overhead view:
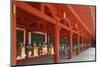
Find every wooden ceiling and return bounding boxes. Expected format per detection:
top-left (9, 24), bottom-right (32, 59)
top-left (16, 1), bottom-right (95, 38)
top-left (16, 6), bottom-right (54, 35)
top-left (71, 5), bottom-right (95, 37)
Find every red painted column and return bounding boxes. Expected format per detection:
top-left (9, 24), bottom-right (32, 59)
top-left (80, 36), bottom-right (82, 52)
top-left (83, 37), bottom-right (85, 50)
top-left (87, 39), bottom-right (88, 48)
top-left (25, 29), bottom-right (30, 58)
top-left (76, 35), bottom-right (80, 55)
top-left (54, 18), bottom-right (60, 64)
top-left (82, 36), bottom-right (84, 51)
top-left (84, 38), bottom-right (86, 49)
top-left (86, 39), bottom-right (87, 48)
top-left (85, 38), bottom-right (87, 48)
top-left (12, 1), bottom-right (16, 65)
top-left (86, 38), bottom-right (88, 48)
top-left (87, 38), bottom-right (89, 48)
top-left (89, 38), bottom-right (91, 47)
top-left (85, 38), bottom-right (86, 49)
top-left (26, 29), bottom-right (29, 42)
top-left (68, 31), bottom-right (73, 59)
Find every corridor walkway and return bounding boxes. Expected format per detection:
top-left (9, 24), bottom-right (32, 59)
top-left (17, 47), bottom-right (95, 66)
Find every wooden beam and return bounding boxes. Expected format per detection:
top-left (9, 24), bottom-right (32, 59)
top-left (45, 4), bottom-right (57, 17)
top-left (16, 2), bottom-right (56, 24)
top-left (16, 2), bottom-right (86, 39)
top-left (67, 5), bottom-right (92, 36)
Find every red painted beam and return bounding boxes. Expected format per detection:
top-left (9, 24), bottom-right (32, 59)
top-left (16, 2), bottom-right (88, 38)
top-left (67, 5), bottom-right (92, 37)
top-left (16, 2), bottom-right (56, 24)
top-left (45, 4), bottom-right (58, 17)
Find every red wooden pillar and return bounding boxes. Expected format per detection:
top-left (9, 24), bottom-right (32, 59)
top-left (82, 36), bottom-right (84, 51)
top-left (54, 18), bottom-right (60, 64)
top-left (87, 38), bottom-right (89, 48)
top-left (25, 29), bottom-right (30, 58)
top-left (26, 29), bottom-right (29, 42)
top-left (80, 36), bottom-right (82, 52)
top-left (68, 31), bottom-right (73, 59)
top-left (83, 37), bottom-right (85, 50)
top-left (87, 38), bottom-right (88, 48)
top-left (76, 35), bottom-right (80, 55)
top-left (47, 33), bottom-right (50, 43)
top-left (86, 38), bottom-right (87, 48)
top-left (12, 1), bottom-right (16, 66)
top-left (88, 38), bottom-right (90, 48)
top-left (86, 38), bottom-right (88, 48)
top-left (85, 38), bottom-right (87, 49)
top-left (89, 38), bottom-right (91, 47)
top-left (84, 37), bottom-right (86, 49)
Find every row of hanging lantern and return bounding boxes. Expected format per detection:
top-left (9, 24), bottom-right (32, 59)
top-left (16, 41), bottom-right (54, 60)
